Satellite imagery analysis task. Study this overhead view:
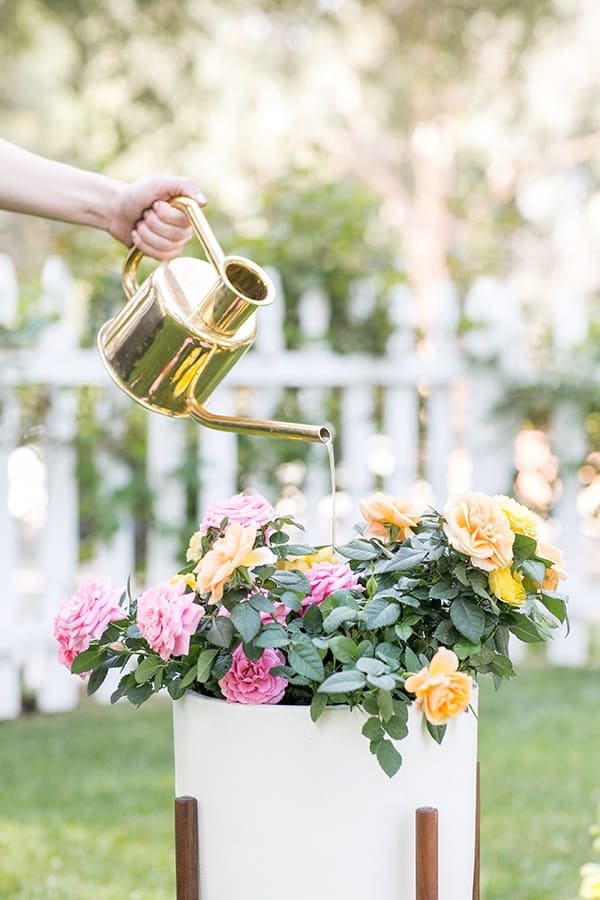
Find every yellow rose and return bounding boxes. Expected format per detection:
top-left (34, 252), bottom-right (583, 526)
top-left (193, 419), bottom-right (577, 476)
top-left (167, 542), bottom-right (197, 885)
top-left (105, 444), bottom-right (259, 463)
top-left (493, 495), bottom-right (540, 538)
top-left (186, 530), bottom-right (204, 563)
top-left (535, 541), bottom-right (567, 592)
top-left (488, 567), bottom-right (526, 606)
top-left (169, 572), bottom-right (198, 591)
top-left (359, 492), bottom-right (421, 542)
top-left (194, 522), bottom-right (276, 604)
top-left (579, 863), bottom-right (600, 899)
top-left (443, 492), bottom-right (514, 572)
top-left (404, 648), bottom-right (472, 726)
top-left (277, 546), bottom-right (338, 572)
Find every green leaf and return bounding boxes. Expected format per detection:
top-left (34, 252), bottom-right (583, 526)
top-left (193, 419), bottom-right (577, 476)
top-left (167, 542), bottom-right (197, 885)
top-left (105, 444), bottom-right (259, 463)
top-left (288, 640), bottom-right (324, 681)
top-left (404, 647), bottom-right (422, 673)
top-left (231, 602), bottom-right (262, 642)
top-left (180, 666), bottom-right (198, 690)
top-left (254, 624), bottom-right (289, 648)
top-left (310, 692), bottom-right (328, 722)
top-left (362, 717), bottom-right (384, 741)
top-left (323, 606), bottom-right (359, 633)
top-left (426, 721), bottom-right (447, 744)
top-left (207, 616), bottom-right (234, 648)
top-left (377, 689), bottom-right (394, 722)
top-left (127, 682), bottom-right (154, 705)
top-left (508, 615), bottom-right (545, 643)
top-left (375, 740), bottom-right (402, 777)
top-left (212, 650), bottom-right (233, 680)
top-left (362, 695), bottom-right (379, 716)
top-left (453, 638), bottom-right (481, 660)
top-left (196, 649), bottom-right (219, 683)
top-left (328, 636), bottom-right (359, 664)
top-left (302, 604), bottom-right (323, 634)
top-left (450, 596), bottom-right (486, 643)
top-left (134, 656), bottom-right (161, 685)
top-left (271, 570), bottom-right (311, 595)
top-left (247, 593), bottom-right (276, 614)
top-left (538, 591), bottom-right (567, 624)
top-left (318, 669), bottom-right (367, 694)
top-left (433, 620), bottom-right (460, 644)
top-left (393, 622), bottom-right (413, 641)
top-left (382, 714), bottom-right (409, 740)
top-left (336, 540), bottom-right (379, 561)
top-left (429, 583), bottom-right (460, 600)
top-left (279, 591), bottom-right (302, 612)
top-left (242, 641), bottom-right (264, 661)
top-left (70, 648), bottom-right (105, 675)
top-left (375, 643), bottom-right (402, 667)
top-left (356, 657), bottom-right (386, 676)
top-left (126, 624), bottom-right (142, 640)
top-left (167, 678), bottom-right (187, 701)
top-left (284, 544), bottom-right (318, 556)
top-left (520, 559), bottom-right (546, 585)
top-left (489, 654), bottom-right (515, 677)
top-left (366, 673), bottom-right (396, 690)
top-left (380, 548), bottom-right (427, 573)
top-left (512, 533), bottom-right (538, 563)
top-left (86, 667), bottom-right (108, 697)
top-left (363, 598), bottom-right (400, 629)
top-left (467, 570), bottom-right (491, 600)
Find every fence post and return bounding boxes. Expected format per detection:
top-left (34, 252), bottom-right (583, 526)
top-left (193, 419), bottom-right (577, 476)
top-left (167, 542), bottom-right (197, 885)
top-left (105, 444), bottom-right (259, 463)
top-left (36, 387), bottom-right (81, 713)
top-left (146, 412), bottom-right (189, 586)
top-left (0, 390), bottom-right (22, 719)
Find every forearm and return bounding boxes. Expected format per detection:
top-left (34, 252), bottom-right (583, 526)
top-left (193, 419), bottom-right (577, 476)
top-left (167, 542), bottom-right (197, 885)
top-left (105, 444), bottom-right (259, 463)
top-left (0, 139), bottom-right (122, 231)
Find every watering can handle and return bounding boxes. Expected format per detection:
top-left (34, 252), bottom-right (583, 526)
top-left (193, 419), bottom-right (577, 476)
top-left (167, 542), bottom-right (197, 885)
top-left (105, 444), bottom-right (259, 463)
top-left (122, 196), bottom-right (226, 299)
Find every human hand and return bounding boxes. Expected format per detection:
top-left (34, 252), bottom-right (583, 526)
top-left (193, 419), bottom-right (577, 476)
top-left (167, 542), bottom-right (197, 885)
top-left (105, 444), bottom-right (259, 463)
top-left (108, 174), bottom-right (205, 261)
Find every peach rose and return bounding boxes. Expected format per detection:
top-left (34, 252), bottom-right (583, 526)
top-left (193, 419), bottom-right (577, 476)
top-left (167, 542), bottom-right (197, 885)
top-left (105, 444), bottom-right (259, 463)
top-left (194, 522), bottom-right (276, 604)
top-left (443, 492), bottom-right (514, 572)
top-left (360, 492), bottom-right (421, 542)
top-left (404, 647), bottom-right (472, 726)
top-left (535, 541), bottom-right (567, 592)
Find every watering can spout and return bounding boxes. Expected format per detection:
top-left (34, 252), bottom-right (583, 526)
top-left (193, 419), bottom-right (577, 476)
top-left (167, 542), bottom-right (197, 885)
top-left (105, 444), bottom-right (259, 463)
top-left (98, 197), bottom-right (331, 444)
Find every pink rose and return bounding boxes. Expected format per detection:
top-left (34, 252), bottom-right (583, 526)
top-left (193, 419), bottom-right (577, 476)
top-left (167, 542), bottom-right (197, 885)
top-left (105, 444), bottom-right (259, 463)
top-left (200, 493), bottom-right (277, 533)
top-left (54, 579), bottom-right (123, 672)
top-left (136, 580), bottom-right (204, 660)
top-left (302, 561), bottom-right (362, 612)
top-left (219, 644), bottom-right (287, 704)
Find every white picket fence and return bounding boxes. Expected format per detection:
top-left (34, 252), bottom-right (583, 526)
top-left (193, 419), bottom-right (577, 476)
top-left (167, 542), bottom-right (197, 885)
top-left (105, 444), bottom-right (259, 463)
top-left (0, 255), bottom-right (597, 719)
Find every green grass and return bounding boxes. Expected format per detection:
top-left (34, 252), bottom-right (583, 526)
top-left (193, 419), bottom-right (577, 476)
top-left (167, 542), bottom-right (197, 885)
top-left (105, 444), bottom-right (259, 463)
top-left (0, 668), bottom-right (598, 899)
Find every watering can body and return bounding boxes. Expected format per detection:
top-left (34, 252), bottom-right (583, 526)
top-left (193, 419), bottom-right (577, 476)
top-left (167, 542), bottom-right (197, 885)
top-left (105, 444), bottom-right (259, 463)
top-left (98, 197), bottom-right (330, 443)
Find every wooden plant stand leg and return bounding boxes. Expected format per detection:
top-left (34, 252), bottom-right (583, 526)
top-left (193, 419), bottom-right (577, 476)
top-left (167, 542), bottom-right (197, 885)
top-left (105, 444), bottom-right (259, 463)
top-left (415, 806), bottom-right (438, 900)
top-left (472, 762), bottom-right (481, 900)
top-left (175, 796), bottom-right (200, 900)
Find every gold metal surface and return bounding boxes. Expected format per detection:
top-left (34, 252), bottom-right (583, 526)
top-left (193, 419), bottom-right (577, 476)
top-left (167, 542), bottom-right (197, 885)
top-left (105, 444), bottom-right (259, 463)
top-left (98, 197), bottom-right (331, 444)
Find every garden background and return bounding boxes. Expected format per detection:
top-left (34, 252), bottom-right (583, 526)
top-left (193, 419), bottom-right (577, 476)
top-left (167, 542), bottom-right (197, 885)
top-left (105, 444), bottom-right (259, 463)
top-left (0, 1), bottom-right (599, 897)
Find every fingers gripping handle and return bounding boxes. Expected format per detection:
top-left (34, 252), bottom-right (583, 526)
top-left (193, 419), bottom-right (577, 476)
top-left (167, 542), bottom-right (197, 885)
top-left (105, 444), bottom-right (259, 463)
top-left (122, 196), bottom-right (225, 299)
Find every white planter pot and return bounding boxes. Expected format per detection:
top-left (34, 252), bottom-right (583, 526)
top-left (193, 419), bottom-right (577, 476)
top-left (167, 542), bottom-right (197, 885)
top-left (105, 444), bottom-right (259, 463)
top-left (173, 691), bottom-right (478, 900)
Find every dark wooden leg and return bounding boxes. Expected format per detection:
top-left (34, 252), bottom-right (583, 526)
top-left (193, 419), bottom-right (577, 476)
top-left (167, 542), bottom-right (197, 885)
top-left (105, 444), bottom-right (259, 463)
top-left (415, 806), bottom-right (438, 900)
top-left (472, 762), bottom-right (480, 900)
top-left (175, 796), bottom-right (199, 900)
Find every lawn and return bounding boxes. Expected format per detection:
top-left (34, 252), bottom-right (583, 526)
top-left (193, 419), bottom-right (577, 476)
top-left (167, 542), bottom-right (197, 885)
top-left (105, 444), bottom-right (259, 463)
top-left (0, 667), bottom-right (597, 899)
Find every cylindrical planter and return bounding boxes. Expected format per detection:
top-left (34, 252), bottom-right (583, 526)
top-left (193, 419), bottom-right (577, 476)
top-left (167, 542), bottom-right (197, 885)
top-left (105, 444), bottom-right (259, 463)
top-left (173, 691), bottom-right (478, 900)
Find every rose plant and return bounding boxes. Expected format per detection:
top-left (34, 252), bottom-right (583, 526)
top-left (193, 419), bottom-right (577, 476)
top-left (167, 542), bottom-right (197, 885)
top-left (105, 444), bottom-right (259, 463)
top-left (55, 490), bottom-right (568, 777)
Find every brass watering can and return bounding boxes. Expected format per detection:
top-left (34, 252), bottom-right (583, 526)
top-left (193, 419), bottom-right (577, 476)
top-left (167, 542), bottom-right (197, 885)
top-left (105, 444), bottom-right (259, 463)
top-left (98, 196), bottom-right (330, 443)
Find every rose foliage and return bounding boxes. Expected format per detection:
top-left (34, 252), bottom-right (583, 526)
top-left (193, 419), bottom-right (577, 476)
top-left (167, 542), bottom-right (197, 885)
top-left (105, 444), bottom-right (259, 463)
top-left (56, 491), bottom-right (568, 777)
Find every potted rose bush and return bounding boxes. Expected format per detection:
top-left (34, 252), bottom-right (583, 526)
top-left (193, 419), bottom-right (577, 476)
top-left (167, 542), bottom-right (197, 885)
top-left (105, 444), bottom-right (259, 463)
top-left (55, 490), bottom-right (568, 900)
